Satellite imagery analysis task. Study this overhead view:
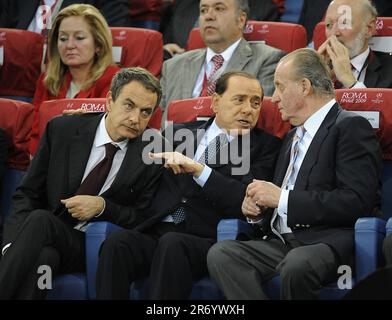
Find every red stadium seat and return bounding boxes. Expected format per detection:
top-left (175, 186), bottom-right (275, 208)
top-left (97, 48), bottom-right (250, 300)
top-left (258, 97), bottom-right (291, 139)
top-left (110, 27), bottom-right (163, 77)
top-left (0, 98), bottom-right (34, 170)
top-left (313, 17), bottom-right (392, 53)
top-left (167, 96), bottom-right (291, 138)
top-left (187, 21), bottom-right (307, 53)
top-left (0, 29), bottom-right (44, 98)
top-left (167, 97), bottom-right (214, 123)
top-left (38, 98), bottom-right (107, 140)
top-left (336, 88), bottom-right (392, 160)
top-left (38, 98), bottom-right (162, 140)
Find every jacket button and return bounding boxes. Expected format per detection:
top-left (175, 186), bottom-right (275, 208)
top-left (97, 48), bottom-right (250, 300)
top-left (306, 224), bottom-right (310, 227)
top-left (181, 197), bottom-right (187, 203)
top-left (295, 224), bottom-right (300, 227)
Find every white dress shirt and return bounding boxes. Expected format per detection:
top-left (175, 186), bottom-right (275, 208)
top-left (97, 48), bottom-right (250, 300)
top-left (351, 47), bottom-right (370, 89)
top-left (192, 38), bottom-right (242, 98)
top-left (275, 99), bottom-right (336, 234)
top-left (28, 0), bottom-right (62, 34)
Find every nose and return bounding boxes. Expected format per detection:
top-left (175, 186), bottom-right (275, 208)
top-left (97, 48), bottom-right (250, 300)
top-left (271, 90), bottom-right (279, 103)
top-left (240, 99), bottom-right (253, 114)
top-left (127, 108), bottom-right (140, 124)
top-left (203, 7), bottom-right (216, 21)
top-left (65, 37), bottom-right (76, 48)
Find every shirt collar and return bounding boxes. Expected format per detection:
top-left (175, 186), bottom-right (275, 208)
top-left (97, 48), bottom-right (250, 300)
top-left (206, 38), bottom-right (242, 65)
top-left (303, 99), bottom-right (336, 139)
top-left (95, 115), bottom-right (129, 151)
top-left (204, 119), bottom-right (235, 144)
top-left (351, 47), bottom-right (370, 73)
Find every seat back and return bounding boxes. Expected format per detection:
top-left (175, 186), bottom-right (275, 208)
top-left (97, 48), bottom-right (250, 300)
top-left (313, 17), bottom-right (392, 53)
top-left (0, 99), bottom-right (33, 223)
top-left (0, 29), bottom-right (44, 98)
top-left (38, 98), bottom-right (107, 140)
top-left (166, 96), bottom-right (291, 139)
top-left (187, 21), bottom-right (307, 53)
top-left (110, 27), bottom-right (163, 77)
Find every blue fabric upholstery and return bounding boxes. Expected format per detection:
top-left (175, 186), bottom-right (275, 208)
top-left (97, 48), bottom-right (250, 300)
top-left (46, 274), bottom-right (88, 300)
top-left (131, 21), bottom-right (160, 31)
top-left (0, 96), bottom-right (33, 103)
top-left (280, 0), bottom-right (304, 23)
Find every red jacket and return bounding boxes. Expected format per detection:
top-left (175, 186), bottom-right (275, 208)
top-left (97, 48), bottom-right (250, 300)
top-left (29, 64), bottom-right (120, 155)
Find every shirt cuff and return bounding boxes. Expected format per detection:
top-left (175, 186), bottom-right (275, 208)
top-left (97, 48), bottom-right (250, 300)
top-left (193, 165), bottom-right (212, 187)
top-left (95, 197), bottom-right (106, 217)
top-left (2, 243), bottom-right (11, 255)
top-left (246, 216), bottom-right (264, 225)
top-left (278, 189), bottom-right (290, 215)
top-left (352, 81), bottom-right (366, 89)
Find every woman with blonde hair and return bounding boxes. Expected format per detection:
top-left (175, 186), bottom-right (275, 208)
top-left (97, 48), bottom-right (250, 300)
top-left (30, 4), bottom-right (120, 155)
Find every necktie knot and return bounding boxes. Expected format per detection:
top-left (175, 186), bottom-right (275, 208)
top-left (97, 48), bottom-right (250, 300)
top-left (104, 143), bottom-right (119, 160)
top-left (212, 54), bottom-right (224, 69)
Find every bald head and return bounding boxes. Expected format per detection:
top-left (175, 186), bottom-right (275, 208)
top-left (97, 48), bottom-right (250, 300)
top-left (325, 0), bottom-right (377, 58)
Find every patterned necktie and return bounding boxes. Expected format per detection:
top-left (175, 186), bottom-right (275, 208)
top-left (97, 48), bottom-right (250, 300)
top-left (270, 126), bottom-right (306, 238)
top-left (206, 55), bottom-right (224, 96)
top-left (170, 133), bottom-right (229, 224)
top-left (198, 133), bottom-right (228, 164)
top-left (281, 126), bottom-right (306, 189)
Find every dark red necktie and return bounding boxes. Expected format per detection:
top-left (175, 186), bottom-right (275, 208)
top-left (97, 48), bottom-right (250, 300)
top-left (76, 143), bottom-right (119, 196)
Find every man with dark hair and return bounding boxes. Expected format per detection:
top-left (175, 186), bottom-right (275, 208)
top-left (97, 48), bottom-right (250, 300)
top-left (318, 0), bottom-right (392, 89)
top-left (96, 71), bottom-right (282, 299)
top-left (160, 0), bottom-right (285, 119)
top-left (207, 48), bottom-right (381, 300)
top-left (0, 67), bottom-right (164, 299)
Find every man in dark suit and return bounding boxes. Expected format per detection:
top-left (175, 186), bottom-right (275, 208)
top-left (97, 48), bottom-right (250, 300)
top-left (95, 71), bottom-right (282, 299)
top-left (160, 0), bottom-right (285, 116)
top-left (0, 67), bottom-right (164, 299)
top-left (318, 0), bottom-right (392, 89)
top-left (0, 0), bottom-right (131, 30)
top-left (207, 48), bottom-right (381, 299)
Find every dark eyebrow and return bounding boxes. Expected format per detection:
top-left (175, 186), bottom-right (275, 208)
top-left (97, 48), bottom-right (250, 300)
top-left (123, 98), bottom-right (135, 106)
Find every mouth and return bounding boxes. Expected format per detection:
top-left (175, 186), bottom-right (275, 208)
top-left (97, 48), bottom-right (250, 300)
top-left (237, 119), bottom-right (251, 128)
top-left (204, 26), bottom-right (217, 32)
top-left (124, 126), bottom-right (139, 134)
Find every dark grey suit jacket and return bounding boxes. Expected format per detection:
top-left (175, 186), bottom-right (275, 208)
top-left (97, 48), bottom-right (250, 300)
top-left (160, 38), bottom-right (285, 113)
top-left (3, 113), bottom-right (164, 245)
top-left (364, 50), bottom-right (392, 89)
top-left (0, 0), bottom-right (131, 28)
top-left (259, 103), bottom-right (381, 266)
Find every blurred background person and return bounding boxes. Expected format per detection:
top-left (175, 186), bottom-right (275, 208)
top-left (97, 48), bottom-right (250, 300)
top-left (29, 4), bottom-right (120, 155)
top-left (318, 0), bottom-right (392, 89)
top-left (0, 0), bottom-right (131, 31)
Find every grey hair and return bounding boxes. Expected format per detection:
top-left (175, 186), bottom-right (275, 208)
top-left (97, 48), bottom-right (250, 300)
top-left (361, 0), bottom-right (378, 19)
top-left (110, 67), bottom-right (162, 107)
top-left (234, 0), bottom-right (249, 17)
top-left (282, 48), bottom-right (335, 97)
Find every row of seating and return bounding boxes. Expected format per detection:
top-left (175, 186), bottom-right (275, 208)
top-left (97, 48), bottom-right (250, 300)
top-left (1, 88), bottom-right (392, 299)
top-left (2, 17), bottom-right (391, 101)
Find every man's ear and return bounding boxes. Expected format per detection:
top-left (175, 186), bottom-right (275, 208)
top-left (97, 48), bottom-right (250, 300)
top-left (366, 18), bottom-right (377, 39)
top-left (106, 91), bottom-right (113, 112)
top-left (302, 78), bottom-right (312, 96)
top-left (238, 11), bottom-right (247, 30)
top-left (211, 93), bottom-right (220, 114)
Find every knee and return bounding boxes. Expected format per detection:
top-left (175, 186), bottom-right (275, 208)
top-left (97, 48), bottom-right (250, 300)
top-left (207, 241), bottom-right (235, 271)
top-left (25, 210), bottom-right (53, 228)
top-left (156, 232), bottom-right (185, 253)
top-left (37, 247), bottom-right (61, 270)
top-left (100, 231), bottom-right (132, 255)
top-left (279, 250), bottom-right (313, 281)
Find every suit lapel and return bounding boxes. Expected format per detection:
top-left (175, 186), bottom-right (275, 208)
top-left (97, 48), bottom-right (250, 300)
top-left (67, 115), bottom-right (102, 195)
top-left (294, 104), bottom-right (340, 190)
top-left (274, 130), bottom-right (295, 186)
top-left (225, 38), bottom-right (252, 72)
top-left (182, 50), bottom-right (206, 98)
top-left (364, 51), bottom-right (381, 88)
